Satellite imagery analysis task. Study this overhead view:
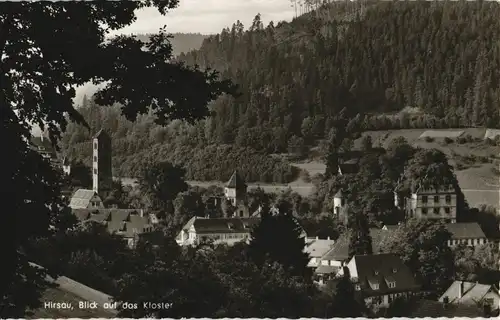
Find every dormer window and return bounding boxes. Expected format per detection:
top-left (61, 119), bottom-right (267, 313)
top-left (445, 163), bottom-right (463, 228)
top-left (388, 281), bottom-right (396, 288)
top-left (392, 268), bottom-right (397, 273)
top-left (372, 283), bottom-right (380, 290)
top-left (227, 223), bottom-right (233, 229)
top-left (355, 284), bottom-right (361, 291)
top-left (374, 270), bottom-right (379, 275)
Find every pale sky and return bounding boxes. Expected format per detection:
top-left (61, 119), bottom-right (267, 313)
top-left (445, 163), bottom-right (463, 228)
top-left (110, 0), bottom-right (296, 35)
top-left (34, 0), bottom-right (296, 136)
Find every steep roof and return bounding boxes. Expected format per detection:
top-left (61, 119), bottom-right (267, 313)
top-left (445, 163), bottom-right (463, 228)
top-left (445, 222), bottom-right (486, 239)
top-left (315, 265), bottom-right (339, 275)
top-left (69, 189), bottom-right (99, 209)
top-left (93, 129), bottom-right (110, 139)
top-left (351, 253), bottom-right (420, 296)
top-left (73, 208), bottom-right (152, 238)
top-left (439, 281), bottom-right (499, 305)
top-left (333, 189), bottom-right (344, 198)
top-left (321, 229), bottom-right (390, 262)
top-left (190, 216), bottom-right (259, 234)
top-left (226, 170), bottom-right (247, 189)
top-left (305, 238), bottom-right (336, 258)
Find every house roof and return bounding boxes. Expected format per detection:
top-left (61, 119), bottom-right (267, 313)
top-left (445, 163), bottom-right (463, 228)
top-left (408, 299), bottom-right (484, 318)
top-left (350, 253), bottom-right (420, 296)
top-left (188, 216), bottom-right (259, 234)
top-left (321, 229), bottom-right (390, 262)
top-left (334, 189), bottom-right (344, 198)
top-left (315, 265), bottom-right (339, 275)
top-left (73, 208), bottom-right (151, 238)
top-left (226, 170), bottom-right (246, 189)
top-left (439, 281), bottom-right (499, 305)
top-left (93, 129), bottom-right (110, 139)
top-left (445, 222), bottom-right (486, 240)
top-left (305, 238), bottom-right (336, 258)
top-left (69, 189), bottom-right (99, 208)
top-left (338, 161), bottom-right (359, 175)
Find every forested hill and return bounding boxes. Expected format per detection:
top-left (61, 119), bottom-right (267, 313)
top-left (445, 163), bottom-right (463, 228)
top-left (134, 32), bottom-right (208, 57)
top-left (61, 1), bottom-right (500, 183)
top-left (178, 0), bottom-right (500, 141)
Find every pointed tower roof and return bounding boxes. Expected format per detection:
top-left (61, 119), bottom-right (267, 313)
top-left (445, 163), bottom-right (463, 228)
top-left (93, 129), bottom-right (109, 139)
top-left (62, 155), bottom-right (70, 166)
top-left (226, 170), bottom-right (246, 189)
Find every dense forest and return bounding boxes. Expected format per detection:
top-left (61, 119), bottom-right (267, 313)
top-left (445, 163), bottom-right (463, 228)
top-left (61, 1), bottom-right (500, 181)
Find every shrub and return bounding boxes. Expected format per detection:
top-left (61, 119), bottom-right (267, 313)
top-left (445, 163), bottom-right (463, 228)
top-left (444, 137), bottom-right (453, 144)
top-left (424, 136), bottom-right (434, 142)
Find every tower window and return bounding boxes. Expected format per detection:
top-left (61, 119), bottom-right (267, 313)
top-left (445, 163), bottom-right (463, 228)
top-left (445, 195), bottom-right (451, 203)
top-left (94, 168), bottom-right (97, 174)
top-left (445, 207), bottom-right (450, 214)
top-left (94, 143), bottom-right (98, 149)
top-left (93, 156), bottom-right (97, 162)
top-left (434, 195), bottom-right (439, 203)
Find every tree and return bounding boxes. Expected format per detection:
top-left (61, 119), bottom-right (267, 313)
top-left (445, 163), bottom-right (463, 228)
top-left (327, 273), bottom-right (365, 317)
top-left (138, 160), bottom-right (189, 214)
top-left (361, 135), bottom-right (373, 151)
top-left (348, 210), bottom-right (373, 259)
top-left (248, 212), bottom-right (310, 278)
top-left (66, 160), bottom-right (92, 189)
top-left (381, 219), bottom-right (454, 297)
top-left (173, 189), bottom-right (205, 225)
top-left (0, 2), bottom-right (234, 316)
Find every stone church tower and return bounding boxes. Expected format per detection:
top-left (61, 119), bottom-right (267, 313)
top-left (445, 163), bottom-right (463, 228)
top-left (92, 129), bottom-right (112, 195)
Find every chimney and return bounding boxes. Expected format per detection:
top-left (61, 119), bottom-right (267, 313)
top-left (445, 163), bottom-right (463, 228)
top-left (458, 281), bottom-right (464, 298)
top-left (139, 209), bottom-right (144, 217)
top-left (443, 296), bottom-right (449, 310)
top-left (316, 236), bottom-right (318, 240)
top-left (327, 236), bottom-right (330, 240)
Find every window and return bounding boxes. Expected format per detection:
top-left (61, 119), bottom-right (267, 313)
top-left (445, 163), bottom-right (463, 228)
top-left (445, 207), bottom-right (451, 214)
top-left (422, 196), bottom-right (428, 203)
top-left (94, 143), bottom-right (98, 149)
top-left (392, 268), bottom-right (397, 273)
top-left (372, 283), bottom-right (380, 290)
top-left (422, 208), bottom-right (428, 214)
top-left (433, 207), bottom-right (439, 214)
top-left (445, 195), bottom-right (451, 203)
top-left (239, 210), bottom-right (244, 217)
top-left (374, 270), bottom-right (379, 275)
top-left (434, 195), bottom-right (439, 203)
top-left (93, 156), bottom-right (97, 162)
top-left (355, 284), bottom-right (361, 291)
top-left (94, 168), bottom-right (97, 174)
top-left (388, 281), bottom-right (396, 288)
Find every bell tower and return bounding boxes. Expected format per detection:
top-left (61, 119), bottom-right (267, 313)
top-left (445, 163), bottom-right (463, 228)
top-left (92, 129), bottom-right (112, 195)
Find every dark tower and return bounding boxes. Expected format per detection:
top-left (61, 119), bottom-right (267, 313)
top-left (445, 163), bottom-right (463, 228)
top-left (92, 129), bottom-right (112, 195)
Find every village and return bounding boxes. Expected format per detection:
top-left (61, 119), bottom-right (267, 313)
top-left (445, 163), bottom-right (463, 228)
top-left (29, 127), bottom-right (500, 318)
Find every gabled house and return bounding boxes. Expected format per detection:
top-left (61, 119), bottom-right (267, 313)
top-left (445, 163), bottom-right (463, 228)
top-left (73, 208), bottom-right (155, 248)
top-left (176, 216), bottom-right (260, 246)
top-left (383, 222), bottom-right (487, 248)
top-left (69, 189), bottom-right (104, 209)
top-left (176, 215), bottom-right (308, 247)
top-left (408, 299), bottom-right (486, 318)
top-left (445, 222), bottom-right (487, 247)
top-left (439, 281), bottom-right (500, 313)
top-left (337, 253), bottom-right (420, 307)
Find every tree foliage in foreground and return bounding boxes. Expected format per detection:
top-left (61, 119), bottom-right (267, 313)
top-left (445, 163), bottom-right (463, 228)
top-left (0, 1), bottom-right (234, 317)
